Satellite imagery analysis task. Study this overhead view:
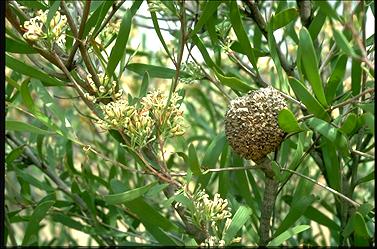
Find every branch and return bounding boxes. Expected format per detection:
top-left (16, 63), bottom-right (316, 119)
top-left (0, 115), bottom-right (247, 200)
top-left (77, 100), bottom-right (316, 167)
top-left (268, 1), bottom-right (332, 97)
top-left (172, 0), bottom-right (187, 92)
top-left (297, 88), bottom-right (375, 122)
top-left (91, 0), bottom-right (126, 39)
top-left (65, 0), bottom-right (91, 69)
top-left (61, 0), bottom-right (102, 89)
top-left (296, 0), bottom-right (313, 27)
top-left (242, 0), bottom-right (296, 77)
top-left (280, 168), bottom-right (361, 208)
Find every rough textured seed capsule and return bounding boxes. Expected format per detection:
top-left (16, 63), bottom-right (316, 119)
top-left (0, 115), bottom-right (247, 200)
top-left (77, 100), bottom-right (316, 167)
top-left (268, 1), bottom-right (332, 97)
top-left (224, 86), bottom-right (287, 162)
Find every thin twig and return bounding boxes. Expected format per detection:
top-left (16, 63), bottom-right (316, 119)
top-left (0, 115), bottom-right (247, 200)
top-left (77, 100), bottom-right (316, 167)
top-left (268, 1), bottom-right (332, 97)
top-left (91, 0), bottom-right (126, 40)
top-left (351, 149), bottom-right (374, 159)
top-left (280, 168), bottom-right (361, 208)
top-left (66, 0), bottom-right (91, 69)
top-left (61, 0), bottom-right (102, 88)
top-left (172, 1), bottom-right (187, 92)
top-left (242, 0), bottom-right (296, 78)
top-left (297, 88), bottom-right (374, 122)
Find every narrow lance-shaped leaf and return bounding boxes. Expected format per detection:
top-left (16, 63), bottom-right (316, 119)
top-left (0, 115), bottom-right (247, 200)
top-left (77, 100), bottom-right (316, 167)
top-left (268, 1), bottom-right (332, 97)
top-left (325, 54), bottom-right (348, 104)
top-left (190, 0), bottom-right (221, 37)
top-left (228, 1), bottom-right (257, 69)
top-left (223, 205), bottom-right (252, 244)
top-left (22, 200), bottom-right (55, 245)
top-left (139, 71), bottom-right (150, 98)
top-left (268, 225), bottom-right (311, 246)
top-left (5, 37), bottom-right (37, 54)
top-left (214, 69), bottom-right (255, 93)
top-left (308, 9), bottom-right (326, 40)
top-left (307, 117), bottom-right (350, 156)
top-left (104, 182), bottom-right (157, 204)
top-left (107, 0), bottom-right (143, 78)
top-left (288, 77), bottom-right (331, 121)
top-left (188, 144), bottom-right (202, 176)
top-left (278, 109), bottom-right (302, 133)
top-left (126, 63), bottom-right (189, 79)
top-left (201, 132), bottom-right (227, 168)
top-left (332, 29), bottom-right (356, 57)
top-left (272, 8), bottom-right (299, 30)
top-left (6, 120), bottom-right (54, 135)
top-left (273, 194), bottom-right (315, 237)
top-left (6, 55), bottom-right (65, 86)
top-left (299, 27), bottom-right (328, 107)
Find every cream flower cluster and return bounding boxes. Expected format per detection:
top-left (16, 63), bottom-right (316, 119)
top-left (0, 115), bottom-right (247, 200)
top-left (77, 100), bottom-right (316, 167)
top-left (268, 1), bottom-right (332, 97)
top-left (180, 62), bottom-right (205, 84)
top-left (99, 19), bottom-right (121, 43)
top-left (84, 73), bottom-right (123, 103)
top-left (140, 90), bottom-right (185, 137)
top-left (192, 191), bottom-right (232, 225)
top-left (97, 99), bottom-right (155, 148)
top-left (200, 236), bottom-right (226, 247)
top-left (96, 90), bottom-right (185, 148)
top-left (23, 9), bottom-right (67, 46)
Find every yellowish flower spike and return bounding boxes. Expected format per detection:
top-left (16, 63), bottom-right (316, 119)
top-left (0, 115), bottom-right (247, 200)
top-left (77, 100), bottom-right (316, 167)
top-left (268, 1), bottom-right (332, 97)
top-left (22, 9), bottom-right (67, 47)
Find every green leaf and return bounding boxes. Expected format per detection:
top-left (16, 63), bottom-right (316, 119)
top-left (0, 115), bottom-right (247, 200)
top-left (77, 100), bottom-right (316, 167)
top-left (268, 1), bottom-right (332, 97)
top-left (351, 56), bottom-right (362, 96)
top-left (273, 194), bottom-right (315, 237)
top-left (20, 79), bottom-right (34, 110)
top-left (332, 29), bottom-right (355, 57)
top-left (307, 118), bottom-right (349, 156)
top-left (223, 205), bottom-right (252, 244)
top-left (360, 113), bottom-right (374, 135)
top-left (357, 170), bottom-right (374, 185)
top-left (14, 167), bottom-right (54, 192)
top-left (83, 1), bottom-right (113, 37)
top-left (353, 212), bottom-right (370, 238)
top-left (91, 1), bottom-right (115, 37)
top-left (268, 225), bottom-right (311, 246)
top-left (272, 8), bottom-right (299, 30)
top-left (46, 1), bottom-right (61, 30)
top-left (271, 161), bottom-right (283, 182)
top-left (267, 17), bottom-right (285, 89)
top-left (6, 120), bottom-right (54, 135)
top-left (315, 1), bottom-right (342, 22)
top-left (107, 0), bottom-right (142, 78)
top-left (50, 213), bottom-right (92, 234)
top-left (228, 1), bottom-right (257, 69)
top-left (190, 1), bottom-right (221, 37)
top-left (104, 182), bottom-right (157, 205)
top-left (188, 144), bottom-right (202, 176)
top-left (321, 137), bottom-right (341, 191)
top-left (340, 113), bottom-right (358, 135)
top-left (325, 54), bottom-right (348, 104)
top-left (201, 132), bottom-right (227, 168)
top-left (139, 72), bottom-right (150, 98)
top-left (278, 109), bottom-right (301, 133)
top-left (299, 28), bottom-right (328, 107)
top-left (308, 9), bottom-right (326, 40)
top-left (283, 195), bottom-right (340, 231)
top-left (6, 55), bottom-right (65, 86)
top-left (34, 80), bottom-right (70, 133)
top-left (230, 41), bottom-right (269, 58)
top-left (5, 37), bottom-right (37, 54)
top-left (126, 63), bottom-right (189, 79)
top-left (22, 200), bottom-right (55, 245)
top-left (214, 69), bottom-right (255, 93)
top-left (124, 198), bottom-right (179, 232)
top-left (6, 145), bottom-right (25, 168)
top-left (191, 34), bottom-right (223, 73)
top-left (288, 77), bottom-right (330, 121)
top-left (17, 0), bottom-right (48, 10)
top-left (357, 102), bottom-right (374, 114)
top-left (150, 11), bottom-right (173, 61)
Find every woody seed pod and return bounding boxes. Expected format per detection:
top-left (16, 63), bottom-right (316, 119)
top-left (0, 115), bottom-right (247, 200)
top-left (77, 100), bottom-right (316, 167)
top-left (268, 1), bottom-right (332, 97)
top-left (224, 86), bottom-right (287, 162)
